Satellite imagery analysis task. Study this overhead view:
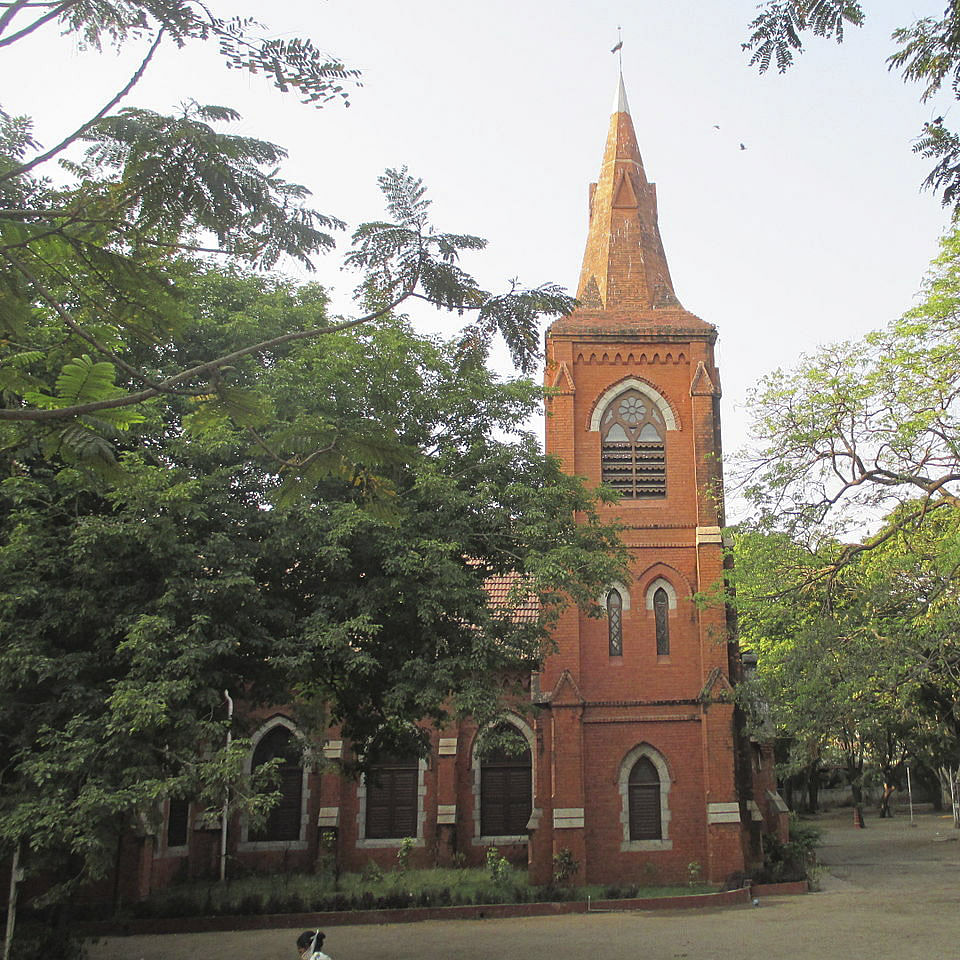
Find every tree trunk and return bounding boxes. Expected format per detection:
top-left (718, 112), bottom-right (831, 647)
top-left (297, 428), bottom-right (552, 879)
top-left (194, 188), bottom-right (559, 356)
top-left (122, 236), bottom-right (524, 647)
top-left (805, 764), bottom-right (820, 814)
top-left (879, 781), bottom-right (896, 818)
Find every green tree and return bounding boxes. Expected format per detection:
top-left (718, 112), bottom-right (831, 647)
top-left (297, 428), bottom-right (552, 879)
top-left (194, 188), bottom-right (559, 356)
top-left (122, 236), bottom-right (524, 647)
top-left (0, 1), bottom-right (572, 448)
top-left (0, 265), bottom-right (626, 922)
top-left (741, 226), bottom-right (960, 549)
top-left (733, 510), bottom-right (960, 822)
top-left (743, 0), bottom-right (960, 211)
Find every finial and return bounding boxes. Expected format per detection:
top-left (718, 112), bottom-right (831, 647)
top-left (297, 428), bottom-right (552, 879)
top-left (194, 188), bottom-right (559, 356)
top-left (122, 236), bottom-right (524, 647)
top-left (610, 26), bottom-right (623, 69)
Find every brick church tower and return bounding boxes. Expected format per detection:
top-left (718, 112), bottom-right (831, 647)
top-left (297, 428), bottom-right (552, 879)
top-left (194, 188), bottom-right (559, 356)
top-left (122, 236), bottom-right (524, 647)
top-left (528, 75), bottom-right (768, 886)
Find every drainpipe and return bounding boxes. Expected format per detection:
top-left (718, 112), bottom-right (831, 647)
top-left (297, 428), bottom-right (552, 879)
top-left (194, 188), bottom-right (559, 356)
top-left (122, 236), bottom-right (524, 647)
top-left (3, 842), bottom-right (22, 960)
top-left (220, 690), bottom-right (233, 882)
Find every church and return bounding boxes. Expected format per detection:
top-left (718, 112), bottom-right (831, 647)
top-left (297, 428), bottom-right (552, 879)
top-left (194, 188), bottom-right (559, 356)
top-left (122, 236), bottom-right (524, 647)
top-left (143, 75), bottom-right (788, 895)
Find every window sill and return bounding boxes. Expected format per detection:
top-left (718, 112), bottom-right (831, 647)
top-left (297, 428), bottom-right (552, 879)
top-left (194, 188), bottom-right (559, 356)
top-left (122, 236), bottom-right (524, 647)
top-left (356, 837), bottom-right (425, 849)
top-left (620, 839), bottom-right (672, 852)
top-left (472, 835), bottom-right (527, 846)
top-left (237, 840), bottom-right (308, 852)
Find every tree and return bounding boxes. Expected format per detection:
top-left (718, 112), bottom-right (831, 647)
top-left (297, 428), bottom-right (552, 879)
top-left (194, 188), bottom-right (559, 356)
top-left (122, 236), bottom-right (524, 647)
top-left (0, 264), bottom-right (627, 922)
top-left (740, 226), bottom-right (960, 551)
top-left (743, 0), bottom-right (960, 211)
top-left (732, 507), bottom-right (960, 822)
top-left (0, 1), bottom-right (573, 450)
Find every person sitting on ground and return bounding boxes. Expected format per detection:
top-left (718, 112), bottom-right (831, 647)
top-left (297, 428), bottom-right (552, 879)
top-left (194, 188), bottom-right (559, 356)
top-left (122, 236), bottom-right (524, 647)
top-left (296, 930), bottom-right (332, 960)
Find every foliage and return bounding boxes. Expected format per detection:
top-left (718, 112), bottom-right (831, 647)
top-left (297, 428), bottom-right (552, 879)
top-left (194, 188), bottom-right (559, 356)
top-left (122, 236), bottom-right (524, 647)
top-left (686, 861), bottom-right (702, 887)
top-left (485, 846), bottom-right (512, 885)
top-left (0, 266), bottom-right (626, 914)
top-left (756, 817), bottom-right (821, 884)
top-left (0, 0), bottom-right (574, 453)
top-left (110, 868), bottom-right (709, 920)
top-left (394, 837), bottom-right (415, 875)
top-left (741, 227), bottom-right (960, 547)
top-left (551, 847), bottom-right (579, 885)
top-left (743, 1), bottom-right (960, 212)
top-left (731, 508), bottom-right (960, 813)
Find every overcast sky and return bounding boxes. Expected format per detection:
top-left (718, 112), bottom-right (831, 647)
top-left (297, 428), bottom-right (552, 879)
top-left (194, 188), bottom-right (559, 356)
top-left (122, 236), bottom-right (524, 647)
top-left (2, 0), bottom-right (952, 517)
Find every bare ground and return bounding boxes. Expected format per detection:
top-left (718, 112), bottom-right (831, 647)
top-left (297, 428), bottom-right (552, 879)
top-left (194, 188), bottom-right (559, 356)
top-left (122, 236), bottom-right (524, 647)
top-left (88, 806), bottom-right (960, 960)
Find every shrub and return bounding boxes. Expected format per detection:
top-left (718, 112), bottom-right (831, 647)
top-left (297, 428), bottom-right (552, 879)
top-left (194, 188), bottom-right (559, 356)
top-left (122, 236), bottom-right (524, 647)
top-left (552, 847), bottom-right (580, 884)
top-left (757, 818), bottom-right (821, 883)
top-left (395, 836), bottom-right (415, 875)
top-left (485, 846), bottom-right (511, 885)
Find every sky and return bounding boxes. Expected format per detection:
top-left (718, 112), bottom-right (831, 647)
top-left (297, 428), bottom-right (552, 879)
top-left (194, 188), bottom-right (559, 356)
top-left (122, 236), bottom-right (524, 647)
top-left (2, 0), bottom-right (953, 518)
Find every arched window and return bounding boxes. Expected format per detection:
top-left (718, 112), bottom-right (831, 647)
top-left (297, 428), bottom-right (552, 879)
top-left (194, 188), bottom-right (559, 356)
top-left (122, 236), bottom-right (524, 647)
top-left (607, 588), bottom-right (623, 656)
top-left (600, 389), bottom-right (666, 498)
top-left (365, 754), bottom-right (418, 839)
top-left (479, 726), bottom-right (532, 837)
top-left (654, 587), bottom-right (670, 655)
top-left (628, 756), bottom-right (662, 840)
top-left (251, 725), bottom-right (303, 842)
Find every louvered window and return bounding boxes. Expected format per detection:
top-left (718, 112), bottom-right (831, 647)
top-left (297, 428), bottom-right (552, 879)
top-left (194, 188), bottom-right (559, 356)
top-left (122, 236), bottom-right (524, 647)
top-left (654, 587), bottom-right (670, 655)
top-left (251, 726), bottom-right (303, 842)
top-left (365, 756), bottom-right (418, 839)
top-left (600, 389), bottom-right (666, 498)
top-left (166, 797), bottom-right (189, 848)
top-left (628, 757), bottom-right (662, 840)
top-left (607, 589), bottom-right (623, 656)
top-left (480, 729), bottom-right (532, 837)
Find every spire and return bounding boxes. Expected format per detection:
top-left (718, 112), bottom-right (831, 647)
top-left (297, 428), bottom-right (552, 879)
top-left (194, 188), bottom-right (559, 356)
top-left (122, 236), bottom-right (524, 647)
top-left (575, 73), bottom-right (681, 312)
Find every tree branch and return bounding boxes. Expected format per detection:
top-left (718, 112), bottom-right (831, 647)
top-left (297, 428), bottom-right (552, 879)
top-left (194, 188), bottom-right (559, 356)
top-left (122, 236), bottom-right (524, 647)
top-left (0, 28), bottom-right (163, 182)
top-left (0, 285), bottom-right (417, 421)
top-left (0, 0), bottom-right (75, 45)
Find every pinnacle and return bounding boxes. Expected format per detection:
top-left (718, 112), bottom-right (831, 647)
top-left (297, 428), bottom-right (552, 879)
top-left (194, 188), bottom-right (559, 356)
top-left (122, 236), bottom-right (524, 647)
top-left (613, 72), bottom-right (630, 115)
top-left (572, 74), bottom-right (682, 314)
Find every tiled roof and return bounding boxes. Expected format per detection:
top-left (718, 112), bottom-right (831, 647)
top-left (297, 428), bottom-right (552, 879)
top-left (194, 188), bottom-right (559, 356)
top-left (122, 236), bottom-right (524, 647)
top-left (482, 571), bottom-right (541, 625)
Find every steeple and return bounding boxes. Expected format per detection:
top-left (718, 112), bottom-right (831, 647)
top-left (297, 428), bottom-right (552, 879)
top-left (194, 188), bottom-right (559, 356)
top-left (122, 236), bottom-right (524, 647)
top-left (576, 72), bottom-right (679, 312)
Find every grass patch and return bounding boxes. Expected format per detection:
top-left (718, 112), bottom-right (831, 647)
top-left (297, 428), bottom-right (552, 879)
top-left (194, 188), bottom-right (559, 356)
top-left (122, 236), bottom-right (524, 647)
top-left (119, 869), bottom-right (718, 920)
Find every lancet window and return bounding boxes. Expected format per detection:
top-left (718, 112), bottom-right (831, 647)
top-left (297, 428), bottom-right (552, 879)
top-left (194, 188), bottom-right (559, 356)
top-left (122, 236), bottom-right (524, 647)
top-left (607, 588), bottom-right (623, 656)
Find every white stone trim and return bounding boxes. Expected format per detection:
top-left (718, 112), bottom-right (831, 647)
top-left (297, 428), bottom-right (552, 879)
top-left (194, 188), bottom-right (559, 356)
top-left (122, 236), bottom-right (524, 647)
top-left (317, 806), bottom-right (340, 828)
top-left (238, 716), bottom-right (310, 852)
top-left (644, 578), bottom-right (677, 611)
top-left (471, 714), bottom-right (535, 846)
top-left (588, 378), bottom-right (678, 432)
top-left (601, 580), bottom-right (632, 611)
top-left (747, 800), bottom-right (763, 822)
top-left (768, 790), bottom-right (790, 813)
top-left (553, 807), bottom-right (585, 829)
top-left (618, 743), bottom-right (673, 852)
top-left (437, 804), bottom-right (457, 825)
top-left (323, 739), bottom-right (343, 760)
top-left (696, 525), bottom-right (723, 545)
top-left (356, 757), bottom-right (428, 849)
top-left (438, 738), bottom-right (458, 756)
top-left (707, 801), bottom-right (742, 824)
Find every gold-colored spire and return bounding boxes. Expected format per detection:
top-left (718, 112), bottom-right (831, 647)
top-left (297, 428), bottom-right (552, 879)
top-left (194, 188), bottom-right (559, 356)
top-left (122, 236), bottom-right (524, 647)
top-left (576, 74), bottom-right (680, 311)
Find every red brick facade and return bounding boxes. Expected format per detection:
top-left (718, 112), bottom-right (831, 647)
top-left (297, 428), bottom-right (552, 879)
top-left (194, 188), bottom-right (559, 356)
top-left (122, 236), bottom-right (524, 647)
top-left (99, 77), bottom-right (788, 901)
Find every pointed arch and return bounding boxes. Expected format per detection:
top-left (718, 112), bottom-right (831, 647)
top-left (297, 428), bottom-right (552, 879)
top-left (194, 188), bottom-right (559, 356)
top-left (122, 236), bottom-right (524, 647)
top-left (617, 743), bottom-right (673, 851)
top-left (239, 715), bottom-right (310, 850)
top-left (588, 377), bottom-right (678, 432)
top-left (471, 715), bottom-right (535, 844)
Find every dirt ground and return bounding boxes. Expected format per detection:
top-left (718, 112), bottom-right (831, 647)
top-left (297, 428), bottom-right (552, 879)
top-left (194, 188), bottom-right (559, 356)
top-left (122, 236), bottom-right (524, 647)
top-left (88, 806), bottom-right (960, 960)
